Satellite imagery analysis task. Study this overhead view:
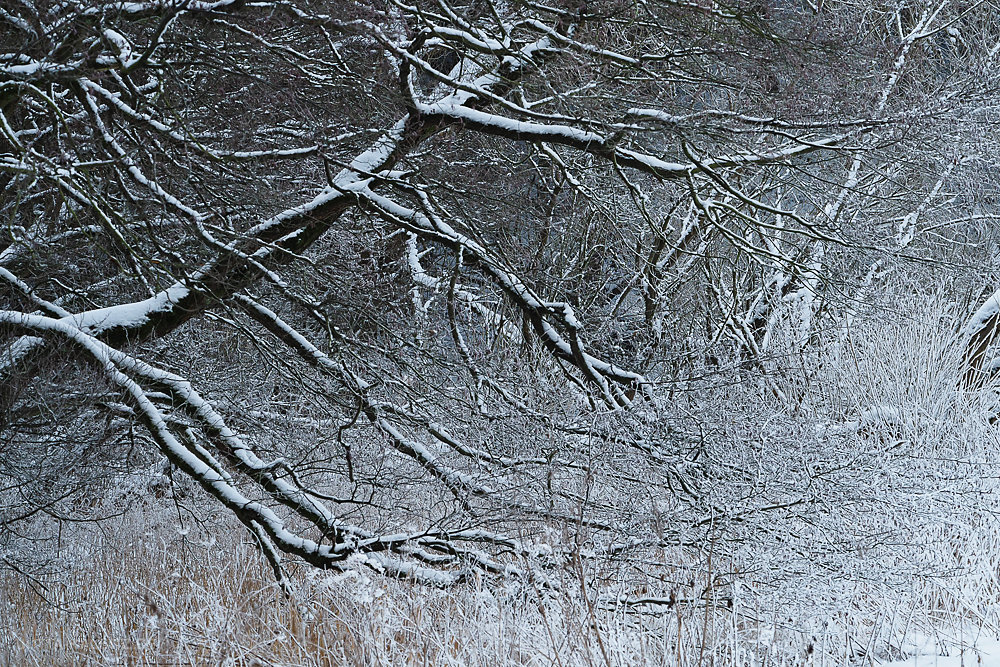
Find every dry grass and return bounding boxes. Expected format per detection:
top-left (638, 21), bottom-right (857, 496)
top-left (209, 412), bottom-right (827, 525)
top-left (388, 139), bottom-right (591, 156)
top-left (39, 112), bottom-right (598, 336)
top-left (0, 511), bottom-right (721, 666)
top-left (2, 504), bottom-right (996, 666)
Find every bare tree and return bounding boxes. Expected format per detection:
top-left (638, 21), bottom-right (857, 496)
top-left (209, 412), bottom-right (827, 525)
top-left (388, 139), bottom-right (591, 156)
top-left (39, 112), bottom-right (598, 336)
top-left (2, 0), bottom-right (998, 590)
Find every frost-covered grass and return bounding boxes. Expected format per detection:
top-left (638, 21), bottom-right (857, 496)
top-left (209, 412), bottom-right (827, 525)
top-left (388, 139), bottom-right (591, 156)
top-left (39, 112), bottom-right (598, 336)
top-left (0, 512), bottom-right (741, 666)
top-left (3, 509), bottom-right (1000, 666)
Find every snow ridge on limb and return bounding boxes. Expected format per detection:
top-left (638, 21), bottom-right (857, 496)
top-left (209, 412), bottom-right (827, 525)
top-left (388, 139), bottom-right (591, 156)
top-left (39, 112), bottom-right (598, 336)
top-left (416, 102), bottom-right (847, 181)
top-left (961, 287), bottom-right (1000, 390)
top-left (0, 309), bottom-right (527, 586)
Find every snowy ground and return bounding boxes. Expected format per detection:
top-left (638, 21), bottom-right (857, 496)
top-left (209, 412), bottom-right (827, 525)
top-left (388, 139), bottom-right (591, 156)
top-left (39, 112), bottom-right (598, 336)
top-left (882, 634), bottom-right (1000, 666)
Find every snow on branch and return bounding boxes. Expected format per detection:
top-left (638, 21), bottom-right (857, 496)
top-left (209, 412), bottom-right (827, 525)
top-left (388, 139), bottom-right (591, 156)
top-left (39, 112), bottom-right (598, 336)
top-left (962, 288), bottom-right (1000, 389)
top-left (0, 309), bottom-right (524, 587)
top-left (417, 102), bottom-right (847, 181)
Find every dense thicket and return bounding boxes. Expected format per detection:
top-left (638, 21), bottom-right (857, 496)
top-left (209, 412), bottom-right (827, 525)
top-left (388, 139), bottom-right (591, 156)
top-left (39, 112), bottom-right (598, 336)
top-left (3, 1), bottom-right (1000, 650)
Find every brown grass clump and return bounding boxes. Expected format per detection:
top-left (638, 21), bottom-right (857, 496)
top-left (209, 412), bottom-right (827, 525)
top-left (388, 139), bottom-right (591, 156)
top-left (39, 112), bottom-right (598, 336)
top-left (0, 510), bottom-right (654, 666)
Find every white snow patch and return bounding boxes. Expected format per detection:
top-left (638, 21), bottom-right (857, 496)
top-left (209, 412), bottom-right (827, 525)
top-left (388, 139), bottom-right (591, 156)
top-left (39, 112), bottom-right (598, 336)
top-left (879, 633), bottom-right (1000, 666)
top-left (963, 288), bottom-right (1000, 339)
top-left (69, 284), bottom-right (190, 333)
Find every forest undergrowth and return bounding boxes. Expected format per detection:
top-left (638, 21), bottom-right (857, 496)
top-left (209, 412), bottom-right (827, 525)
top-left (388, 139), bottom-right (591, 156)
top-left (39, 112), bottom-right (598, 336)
top-left (4, 289), bottom-right (1000, 666)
